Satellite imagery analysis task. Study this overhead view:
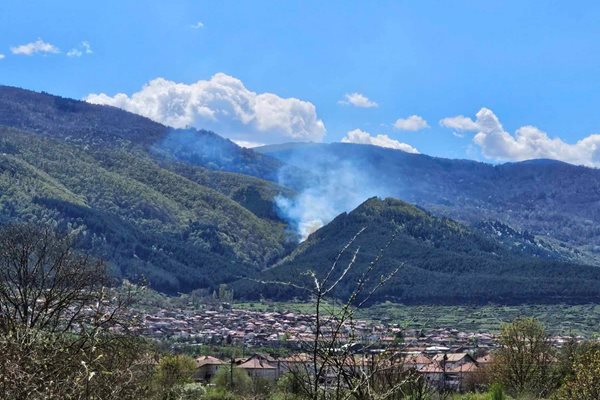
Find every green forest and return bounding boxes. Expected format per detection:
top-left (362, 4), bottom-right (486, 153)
top-left (2, 86), bottom-right (600, 306)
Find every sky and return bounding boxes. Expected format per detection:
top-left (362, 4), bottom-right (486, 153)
top-left (3, 0), bottom-right (600, 165)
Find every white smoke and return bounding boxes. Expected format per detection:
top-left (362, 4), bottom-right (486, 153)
top-left (275, 150), bottom-right (393, 240)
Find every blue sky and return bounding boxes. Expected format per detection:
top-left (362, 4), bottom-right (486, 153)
top-left (3, 1), bottom-right (600, 165)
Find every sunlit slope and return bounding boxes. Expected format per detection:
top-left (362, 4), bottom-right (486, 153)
top-left (235, 198), bottom-right (600, 305)
top-left (258, 142), bottom-right (600, 251)
top-left (0, 126), bottom-right (292, 293)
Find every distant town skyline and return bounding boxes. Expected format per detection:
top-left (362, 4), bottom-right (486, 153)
top-left (4, 1), bottom-right (600, 165)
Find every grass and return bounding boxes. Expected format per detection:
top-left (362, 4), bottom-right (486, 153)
top-left (234, 301), bottom-right (600, 337)
top-left (234, 301), bottom-right (319, 314)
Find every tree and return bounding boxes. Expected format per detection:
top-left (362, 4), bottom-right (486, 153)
top-left (0, 224), bottom-right (154, 399)
top-left (0, 224), bottom-right (126, 335)
top-left (218, 283), bottom-right (234, 303)
top-left (153, 354), bottom-right (198, 400)
top-left (553, 346), bottom-right (600, 400)
top-left (212, 365), bottom-right (253, 395)
top-left (257, 228), bottom-right (425, 400)
top-left (490, 317), bottom-right (554, 398)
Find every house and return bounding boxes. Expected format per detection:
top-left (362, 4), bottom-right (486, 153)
top-left (420, 362), bottom-right (445, 387)
top-left (432, 353), bottom-right (477, 370)
top-left (426, 353), bottom-right (480, 391)
top-left (195, 355), bottom-right (225, 382)
top-left (403, 353), bottom-right (432, 371)
top-left (238, 355), bottom-right (279, 381)
top-left (280, 353), bottom-right (313, 375)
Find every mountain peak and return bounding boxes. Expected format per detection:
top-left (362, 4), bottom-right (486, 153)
top-left (354, 197), bottom-right (429, 218)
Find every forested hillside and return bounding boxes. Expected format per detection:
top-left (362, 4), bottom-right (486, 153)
top-left (258, 143), bottom-right (600, 252)
top-left (236, 198), bottom-right (600, 304)
top-left (0, 86), bottom-right (296, 293)
top-left (3, 85), bottom-right (600, 305)
top-left (0, 85), bottom-right (281, 180)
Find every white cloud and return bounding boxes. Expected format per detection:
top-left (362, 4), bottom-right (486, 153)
top-left (440, 107), bottom-right (600, 167)
top-left (339, 92), bottom-right (378, 108)
top-left (393, 115), bottom-right (429, 131)
top-left (67, 49), bottom-right (82, 57)
top-left (0, 54), bottom-right (5, 60)
top-left (86, 73), bottom-right (326, 144)
top-left (67, 41), bottom-right (93, 57)
top-left (11, 39), bottom-right (59, 55)
top-left (439, 114), bottom-right (479, 131)
top-left (82, 41), bottom-right (92, 54)
top-left (190, 21), bottom-right (204, 29)
top-left (341, 129), bottom-right (419, 153)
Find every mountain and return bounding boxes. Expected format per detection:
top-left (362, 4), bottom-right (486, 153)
top-left (0, 86), bottom-right (294, 293)
top-left (0, 85), bottom-right (282, 181)
top-left (3, 85), bottom-right (600, 305)
top-left (257, 142), bottom-right (600, 256)
top-left (235, 198), bottom-right (600, 305)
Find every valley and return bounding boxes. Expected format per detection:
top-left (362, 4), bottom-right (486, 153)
top-left (2, 85), bottom-right (600, 306)
top-left (6, 4), bottom-right (600, 398)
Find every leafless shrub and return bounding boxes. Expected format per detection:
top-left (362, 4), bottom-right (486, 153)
top-left (261, 228), bottom-right (430, 400)
top-left (0, 224), bottom-right (153, 399)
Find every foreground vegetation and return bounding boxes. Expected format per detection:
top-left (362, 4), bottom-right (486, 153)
top-left (1, 223), bottom-right (600, 399)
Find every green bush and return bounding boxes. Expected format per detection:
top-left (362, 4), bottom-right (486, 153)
top-left (489, 383), bottom-right (504, 400)
top-left (553, 347), bottom-right (600, 400)
top-left (179, 383), bottom-right (207, 400)
top-left (204, 387), bottom-right (240, 400)
top-left (451, 384), bottom-right (508, 400)
top-left (212, 366), bottom-right (253, 395)
top-left (153, 354), bottom-right (198, 399)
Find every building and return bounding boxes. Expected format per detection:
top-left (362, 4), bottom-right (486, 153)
top-left (195, 355), bottom-right (225, 382)
top-left (422, 353), bottom-right (480, 391)
top-left (237, 354), bottom-right (279, 381)
top-left (404, 353), bottom-right (433, 371)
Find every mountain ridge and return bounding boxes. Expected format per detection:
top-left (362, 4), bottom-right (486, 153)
top-left (0, 85), bottom-right (283, 181)
top-left (0, 86), bottom-right (297, 292)
top-left (257, 141), bottom-right (600, 253)
top-left (235, 197), bottom-right (600, 305)
top-left (3, 85), bottom-right (600, 305)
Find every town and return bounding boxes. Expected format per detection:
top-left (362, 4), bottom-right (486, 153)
top-left (139, 305), bottom-right (586, 391)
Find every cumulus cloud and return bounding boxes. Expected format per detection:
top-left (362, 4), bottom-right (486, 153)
top-left (339, 92), bottom-right (378, 108)
top-left (393, 115), bottom-right (429, 131)
top-left (341, 128), bottom-right (419, 153)
top-left (440, 107), bottom-right (600, 167)
top-left (67, 41), bottom-right (93, 57)
top-left (190, 21), bottom-right (204, 29)
top-left (11, 39), bottom-right (59, 55)
top-left (439, 114), bottom-right (479, 131)
top-left (85, 73), bottom-right (326, 144)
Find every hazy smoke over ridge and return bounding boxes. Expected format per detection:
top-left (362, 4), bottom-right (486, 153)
top-left (272, 145), bottom-right (394, 240)
top-left (152, 129), bottom-right (399, 241)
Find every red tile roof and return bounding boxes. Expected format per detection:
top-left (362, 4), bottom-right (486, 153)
top-left (238, 358), bottom-right (277, 370)
top-left (196, 356), bottom-right (225, 368)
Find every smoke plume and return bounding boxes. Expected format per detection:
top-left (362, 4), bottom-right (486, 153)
top-left (272, 144), bottom-right (394, 240)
